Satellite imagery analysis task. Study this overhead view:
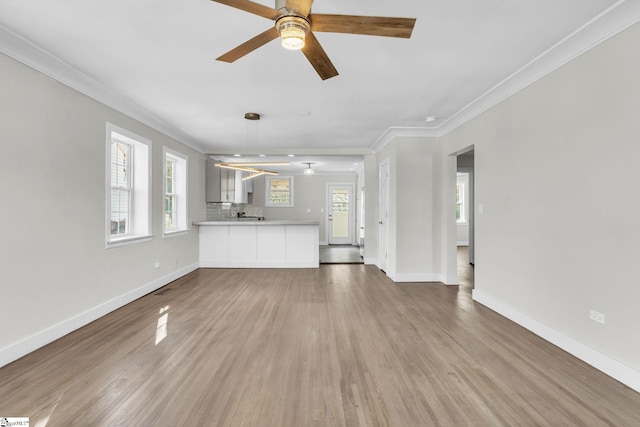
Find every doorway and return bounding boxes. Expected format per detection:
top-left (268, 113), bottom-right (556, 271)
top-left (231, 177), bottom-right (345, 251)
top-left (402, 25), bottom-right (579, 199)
top-left (457, 150), bottom-right (474, 265)
top-left (327, 184), bottom-right (355, 245)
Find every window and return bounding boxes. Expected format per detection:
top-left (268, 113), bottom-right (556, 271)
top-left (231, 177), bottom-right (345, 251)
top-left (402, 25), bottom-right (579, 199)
top-left (265, 176), bottom-right (294, 207)
top-left (456, 183), bottom-right (464, 222)
top-left (106, 123), bottom-right (151, 247)
top-left (456, 173), bottom-right (469, 224)
top-left (164, 149), bottom-right (188, 235)
top-left (110, 141), bottom-right (131, 235)
top-left (165, 158), bottom-right (176, 229)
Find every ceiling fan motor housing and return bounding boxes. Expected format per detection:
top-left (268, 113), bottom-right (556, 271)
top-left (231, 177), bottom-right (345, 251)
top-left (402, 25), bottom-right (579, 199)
top-left (274, 0), bottom-right (288, 11)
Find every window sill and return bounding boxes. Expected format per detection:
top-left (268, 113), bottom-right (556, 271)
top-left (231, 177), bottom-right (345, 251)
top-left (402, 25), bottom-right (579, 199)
top-left (106, 234), bottom-right (154, 249)
top-left (163, 229), bottom-right (190, 239)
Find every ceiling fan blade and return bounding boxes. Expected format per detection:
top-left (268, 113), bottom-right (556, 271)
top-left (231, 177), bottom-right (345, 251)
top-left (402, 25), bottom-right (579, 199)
top-left (211, 0), bottom-right (281, 20)
top-left (217, 27), bottom-right (279, 63)
top-left (301, 31), bottom-right (338, 80)
top-left (311, 14), bottom-right (416, 38)
top-left (285, 0), bottom-right (314, 17)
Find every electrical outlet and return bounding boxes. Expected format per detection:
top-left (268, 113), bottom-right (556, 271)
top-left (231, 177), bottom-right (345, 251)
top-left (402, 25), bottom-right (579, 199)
top-left (590, 310), bottom-right (605, 325)
top-left (154, 262), bottom-right (160, 269)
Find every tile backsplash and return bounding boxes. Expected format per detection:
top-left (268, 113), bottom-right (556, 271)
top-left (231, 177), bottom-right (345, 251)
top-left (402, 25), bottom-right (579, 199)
top-left (206, 203), bottom-right (264, 220)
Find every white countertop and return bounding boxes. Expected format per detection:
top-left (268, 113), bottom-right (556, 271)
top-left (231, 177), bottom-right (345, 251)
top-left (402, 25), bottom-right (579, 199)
top-left (193, 220), bottom-right (319, 226)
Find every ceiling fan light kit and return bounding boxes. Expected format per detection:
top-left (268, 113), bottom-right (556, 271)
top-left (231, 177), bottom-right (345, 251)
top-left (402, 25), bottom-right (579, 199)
top-left (276, 16), bottom-right (310, 50)
top-left (212, 0), bottom-right (416, 80)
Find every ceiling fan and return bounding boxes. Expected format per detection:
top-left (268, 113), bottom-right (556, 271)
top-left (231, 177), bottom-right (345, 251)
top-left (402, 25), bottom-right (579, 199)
top-left (211, 0), bottom-right (416, 80)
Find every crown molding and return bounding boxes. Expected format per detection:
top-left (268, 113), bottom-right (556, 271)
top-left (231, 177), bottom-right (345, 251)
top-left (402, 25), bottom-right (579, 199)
top-left (371, 127), bottom-right (441, 154)
top-left (0, 24), bottom-right (207, 154)
top-left (371, 0), bottom-right (640, 154)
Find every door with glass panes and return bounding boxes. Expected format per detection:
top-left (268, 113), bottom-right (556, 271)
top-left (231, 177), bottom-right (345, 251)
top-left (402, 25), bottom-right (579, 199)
top-left (327, 184), bottom-right (354, 245)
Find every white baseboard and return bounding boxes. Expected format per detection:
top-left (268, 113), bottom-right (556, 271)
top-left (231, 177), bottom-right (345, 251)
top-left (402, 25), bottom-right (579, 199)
top-left (0, 263), bottom-right (199, 368)
top-left (441, 274), bottom-right (459, 285)
top-left (473, 289), bottom-right (640, 393)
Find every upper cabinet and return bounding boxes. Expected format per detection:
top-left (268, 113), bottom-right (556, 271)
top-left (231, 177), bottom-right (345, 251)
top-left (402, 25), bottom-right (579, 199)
top-left (206, 159), bottom-right (249, 203)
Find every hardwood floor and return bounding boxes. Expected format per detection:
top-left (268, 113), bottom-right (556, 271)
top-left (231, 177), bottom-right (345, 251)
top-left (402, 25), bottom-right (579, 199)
top-left (1, 265), bottom-right (639, 426)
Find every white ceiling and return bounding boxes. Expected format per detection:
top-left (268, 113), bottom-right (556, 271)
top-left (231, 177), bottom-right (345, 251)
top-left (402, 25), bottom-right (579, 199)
top-left (1, 0), bottom-right (639, 173)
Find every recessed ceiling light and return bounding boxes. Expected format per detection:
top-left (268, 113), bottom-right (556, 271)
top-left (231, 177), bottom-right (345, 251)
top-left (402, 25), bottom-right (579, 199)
top-left (426, 116), bottom-right (436, 122)
top-left (353, 163), bottom-right (358, 166)
top-left (233, 154), bottom-right (241, 157)
top-left (259, 154), bottom-right (266, 157)
top-left (288, 154), bottom-right (295, 157)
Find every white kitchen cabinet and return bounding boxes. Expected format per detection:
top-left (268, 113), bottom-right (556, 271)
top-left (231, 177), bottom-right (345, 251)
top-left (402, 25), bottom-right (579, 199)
top-left (196, 220), bottom-right (319, 268)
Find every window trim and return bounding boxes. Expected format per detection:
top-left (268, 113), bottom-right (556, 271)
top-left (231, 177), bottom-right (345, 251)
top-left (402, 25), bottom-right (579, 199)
top-left (163, 147), bottom-right (189, 237)
top-left (105, 123), bottom-right (153, 248)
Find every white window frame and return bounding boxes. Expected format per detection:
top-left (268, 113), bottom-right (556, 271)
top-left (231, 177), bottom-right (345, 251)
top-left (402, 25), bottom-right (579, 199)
top-left (105, 123), bottom-right (152, 248)
top-left (163, 148), bottom-right (189, 237)
top-left (265, 176), bottom-right (294, 207)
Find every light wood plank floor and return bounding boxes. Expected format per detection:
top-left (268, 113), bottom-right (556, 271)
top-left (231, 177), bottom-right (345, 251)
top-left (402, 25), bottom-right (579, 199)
top-left (1, 265), bottom-right (639, 426)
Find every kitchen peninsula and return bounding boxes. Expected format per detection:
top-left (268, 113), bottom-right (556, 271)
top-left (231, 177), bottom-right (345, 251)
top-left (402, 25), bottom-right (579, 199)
top-left (194, 220), bottom-right (319, 268)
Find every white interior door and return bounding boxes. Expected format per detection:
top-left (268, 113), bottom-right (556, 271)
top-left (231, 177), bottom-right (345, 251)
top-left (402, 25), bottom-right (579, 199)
top-left (379, 159), bottom-right (389, 272)
top-left (327, 184), bottom-right (354, 245)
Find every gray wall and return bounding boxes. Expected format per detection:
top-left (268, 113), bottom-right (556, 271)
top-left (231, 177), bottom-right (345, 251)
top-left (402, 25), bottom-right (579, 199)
top-left (0, 52), bottom-right (206, 366)
top-left (443, 22), bottom-right (640, 378)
